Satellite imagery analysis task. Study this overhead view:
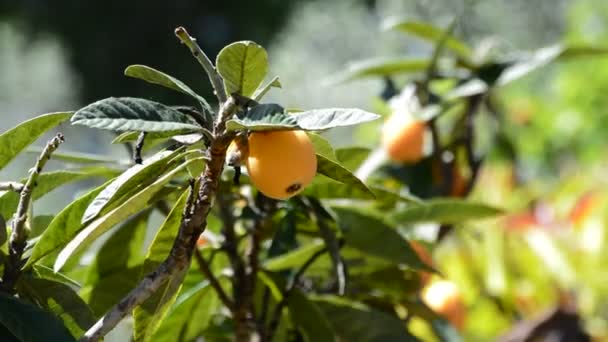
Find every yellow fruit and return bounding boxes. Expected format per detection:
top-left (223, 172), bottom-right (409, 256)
top-left (382, 113), bottom-right (425, 163)
top-left (422, 280), bottom-right (466, 330)
top-left (245, 130), bottom-right (317, 200)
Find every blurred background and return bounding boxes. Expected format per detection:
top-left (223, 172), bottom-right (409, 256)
top-left (2, 0), bottom-right (608, 340)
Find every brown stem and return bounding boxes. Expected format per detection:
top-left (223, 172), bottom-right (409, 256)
top-left (79, 96), bottom-right (239, 342)
top-left (1, 133), bottom-right (64, 293)
top-left (193, 248), bottom-right (235, 311)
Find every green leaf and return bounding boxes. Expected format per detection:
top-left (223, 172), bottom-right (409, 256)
top-left (80, 266), bottom-right (142, 316)
top-left (558, 45), bottom-right (608, 59)
top-left (0, 293), bottom-right (76, 342)
top-left (307, 133), bottom-right (338, 162)
top-left (31, 215), bottom-right (55, 238)
top-left (226, 104), bottom-right (380, 132)
top-left (152, 282), bottom-right (219, 342)
top-left (133, 191), bottom-right (189, 342)
top-left (112, 130), bottom-right (197, 144)
top-left (24, 181), bottom-right (112, 270)
top-left (287, 289), bottom-right (335, 342)
top-left (497, 45), bottom-right (563, 86)
top-left (82, 148), bottom-right (185, 223)
top-left (71, 97), bottom-right (201, 132)
top-left (31, 265), bottom-right (81, 288)
top-left (390, 199), bottom-right (503, 224)
top-left (0, 168), bottom-right (119, 222)
top-left (124, 64), bottom-right (211, 111)
top-left (264, 240), bottom-right (325, 271)
top-left (216, 41), bottom-right (268, 97)
top-left (317, 155), bottom-right (374, 198)
top-left (382, 18), bottom-right (472, 58)
top-left (252, 76), bottom-right (282, 101)
top-left (27, 148), bottom-right (128, 165)
top-left (86, 210), bottom-right (150, 284)
top-left (311, 295), bottom-right (417, 341)
top-left (295, 108), bottom-right (380, 131)
top-left (332, 58), bottom-right (429, 82)
top-left (18, 276), bottom-right (95, 338)
top-left (53, 159), bottom-right (199, 272)
top-left (335, 147), bottom-right (371, 171)
top-left (0, 112), bottom-right (72, 171)
top-left (331, 207), bottom-right (427, 269)
top-left (226, 104), bottom-right (297, 131)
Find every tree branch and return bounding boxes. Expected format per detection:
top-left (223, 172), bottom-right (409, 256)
top-left (133, 132), bottom-right (146, 164)
top-left (79, 92), bottom-right (239, 341)
top-left (1, 133), bottom-right (64, 292)
top-left (175, 26), bottom-right (227, 104)
top-left (267, 247), bottom-right (328, 338)
top-left (0, 182), bottom-right (24, 192)
top-left (193, 248), bottom-right (235, 311)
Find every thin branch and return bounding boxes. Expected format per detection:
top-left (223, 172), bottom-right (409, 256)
top-left (134, 132), bottom-right (146, 164)
top-left (267, 247), bottom-right (328, 338)
top-left (193, 248), bottom-right (235, 311)
top-left (79, 92), bottom-right (239, 341)
top-left (1, 133), bottom-right (64, 292)
top-left (175, 26), bottom-right (227, 104)
top-left (0, 182), bottom-right (24, 192)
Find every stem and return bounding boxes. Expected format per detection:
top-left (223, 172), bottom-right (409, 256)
top-left (194, 248), bottom-right (235, 311)
top-left (175, 26), bottom-right (227, 104)
top-left (1, 133), bottom-right (64, 292)
top-left (267, 247), bottom-right (328, 338)
top-left (134, 132), bottom-right (146, 164)
top-left (79, 94), bottom-right (239, 342)
top-left (0, 182), bottom-right (24, 192)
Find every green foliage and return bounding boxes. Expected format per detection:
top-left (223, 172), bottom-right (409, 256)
top-left (71, 97), bottom-right (202, 132)
top-left (0, 293), bottom-right (76, 342)
top-left (216, 41), bottom-right (269, 97)
top-left (0, 112), bottom-right (72, 171)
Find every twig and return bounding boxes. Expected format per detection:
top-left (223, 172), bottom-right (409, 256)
top-left (175, 26), bottom-right (227, 104)
top-left (0, 182), bottom-right (24, 192)
top-left (79, 91), bottom-right (239, 341)
top-left (267, 247), bottom-right (328, 338)
top-left (193, 248), bottom-right (235, 311)
top-left (1, 133), bottom-right (64, 292)
top-left (134, 132), bottom-right (146, 164)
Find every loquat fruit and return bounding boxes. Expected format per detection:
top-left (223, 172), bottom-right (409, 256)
top-left (245, 130), bottom-right (317, 200)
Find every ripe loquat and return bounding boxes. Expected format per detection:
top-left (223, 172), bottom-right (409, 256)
top-left (382, 112), bottom-right (426, 163)
top-left (245, 130), bottom-right (317, 200)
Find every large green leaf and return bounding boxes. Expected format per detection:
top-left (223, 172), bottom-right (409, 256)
top-left (390, 199), bottom-right (503, 224)
top-left (124, 64), bottom-right (211, 111)
top-left (287, 289), bottom-right (335, 342)
top-left (216, 41), bottom-right (268, 97)
top-left (333, 58), bottom-right (429, 82)
top-left (317, 155), bottom-right (374, 197)
top-left (133, 191), bottom-right (189, 342)
top-left (335, 147), bottom-right (371, 171)
top-left (82, 148), bottom-right (185, 223)
top-left (27, 148), bottom-right (128, 166)
top-left (0, 168), bottom-right (119, 219)
top-left (0, 112), bottom-right (72, 171)
top-left (307, 133), bottom-right (338, 162)
top-left (53, 159), bottom-right (198, 272)
top-left (226, 104), bottom-right (380, 132)
top-left (332, 207), bottom-right (427, 269)
top-left (264, 240), bottom-right (325, 271)
top-left (79, 266), bottom-right (142, 316)
top-left (86, 210), bottom-right (150, 284)
top-left (23, 181), bottom-right (113, 270)
top-left (18, 276), bottom-right (95, 338)
top-left (382, 17), bottom-right (472, 58)
top-left (311, 295), bottom-right (417, 342)
top-left (71, 97), bottom-right (202, 132)
top-left (152, 282), bottom-right (219, 341)
top-left (0, 293), bottom-right (76, 342)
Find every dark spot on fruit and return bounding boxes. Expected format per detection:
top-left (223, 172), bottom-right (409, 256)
top-left (286, 183), bottom-right (302, 194)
